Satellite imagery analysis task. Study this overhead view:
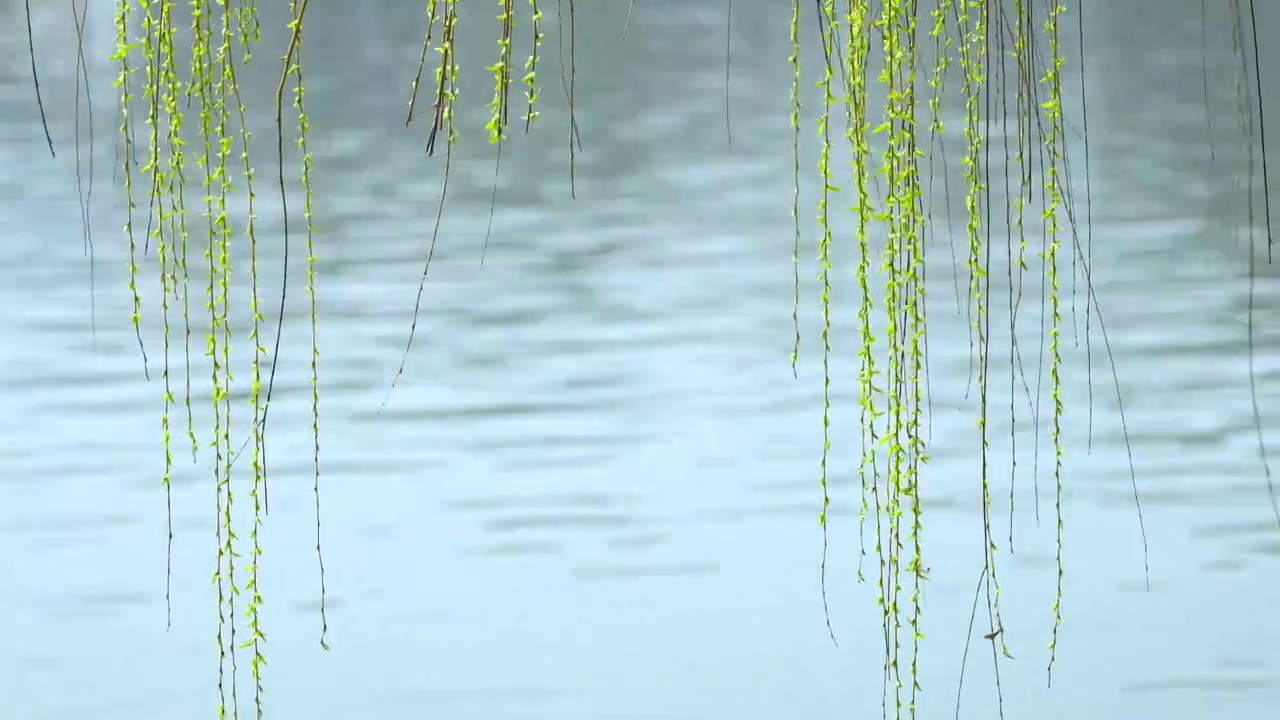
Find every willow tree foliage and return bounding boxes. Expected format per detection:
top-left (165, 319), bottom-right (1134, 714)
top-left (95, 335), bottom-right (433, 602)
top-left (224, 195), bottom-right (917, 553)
top-left (20, 0), bottom-right (1275, 718)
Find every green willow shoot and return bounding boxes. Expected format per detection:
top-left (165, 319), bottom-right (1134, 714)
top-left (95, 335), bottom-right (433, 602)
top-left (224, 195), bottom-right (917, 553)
top-left (816, 0), bottom-right (837, 648)
top-left (1041, 0), bottom-right (1067, 687)
top-left (789, 0), bottom-right (801, 380)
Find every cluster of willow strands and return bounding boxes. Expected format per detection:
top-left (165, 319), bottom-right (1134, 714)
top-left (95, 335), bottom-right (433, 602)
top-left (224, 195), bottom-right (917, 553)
top-left (109, 0), bottom-right (305, 715)
top-left (121, 0), bottom-right (329, 708)
top-left (386, 0), bottom-right (461, 410)
top-left (487, 1), bottom-right (515, 146)
top-left (29, 0), bottom-right (1270, 717)
top-left (406, 0), bottom-right (443, 129)
top-left (926, 1), bottom-right (958, 313)
top-left (795, 1), bottom-right (1118, 715)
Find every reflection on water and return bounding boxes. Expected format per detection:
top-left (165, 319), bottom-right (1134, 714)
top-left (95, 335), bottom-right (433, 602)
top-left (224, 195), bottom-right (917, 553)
top-left (1, 0), bottom-right (1278, 718)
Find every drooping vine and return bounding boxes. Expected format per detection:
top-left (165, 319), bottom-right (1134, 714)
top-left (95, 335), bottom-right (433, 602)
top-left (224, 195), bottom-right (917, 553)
top-left (483, 0), bottom-right (516, 262)
top-left (1232, 0), bottom-right (1278, 529)
top-left (158, 0), bottom-right (185, 631)
top-left (222, 0), bottom-right (268, 711)
top-left (111, 0), bottom-right (284, 714)
top-left (71, 0), bottom-right (97, 342)
top-left (276, 0), bottom-right (326, 649)
top-left (113, 0), bottom-right (149, 381)
top-left (816, 0), bottom-right (838, 648)
top-left (387, 0), bottom-right (461, 410)
top-left (566, 0), bottom-right (577, 196)
top-left (134, 0), bottom-right (168, 629)
top-left (1040, 0), bottom-right (1067, 686)
top-left (524, 0), bottom-right (544, 130)
top-left (24, 0), bottom-right (55, 158)
top-left (789, 0), bottom-right (801, 379)
top-left (846, 0), bottom-right (877, 595)
top-left (954, 3), bottom-right (1014, 695)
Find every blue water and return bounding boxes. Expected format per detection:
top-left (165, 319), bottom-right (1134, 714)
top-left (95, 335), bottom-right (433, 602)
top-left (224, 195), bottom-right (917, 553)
top-left (1, 0), bottom-right (1277, 717)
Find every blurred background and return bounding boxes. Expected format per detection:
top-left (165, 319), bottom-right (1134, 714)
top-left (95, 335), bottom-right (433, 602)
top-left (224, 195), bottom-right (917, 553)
top-left (1, 1), bottom-right (1278, 718)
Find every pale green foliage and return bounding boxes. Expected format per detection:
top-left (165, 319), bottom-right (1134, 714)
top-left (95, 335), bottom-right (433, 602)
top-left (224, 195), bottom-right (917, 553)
top-left (112, 1), bottom-right (299, 717)
top-left (96, 2), bottom-right (1181, 717)
top-left (795, 1), bottom-right (1079, 716)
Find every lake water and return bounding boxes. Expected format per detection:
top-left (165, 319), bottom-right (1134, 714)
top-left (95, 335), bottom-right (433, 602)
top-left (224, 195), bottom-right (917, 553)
top-left (1, 1), bottom-right (1278, 718)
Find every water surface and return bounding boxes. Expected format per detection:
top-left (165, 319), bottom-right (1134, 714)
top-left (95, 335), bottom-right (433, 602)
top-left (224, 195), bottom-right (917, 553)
top-left (1, 1), bottom-right (1278, 718)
